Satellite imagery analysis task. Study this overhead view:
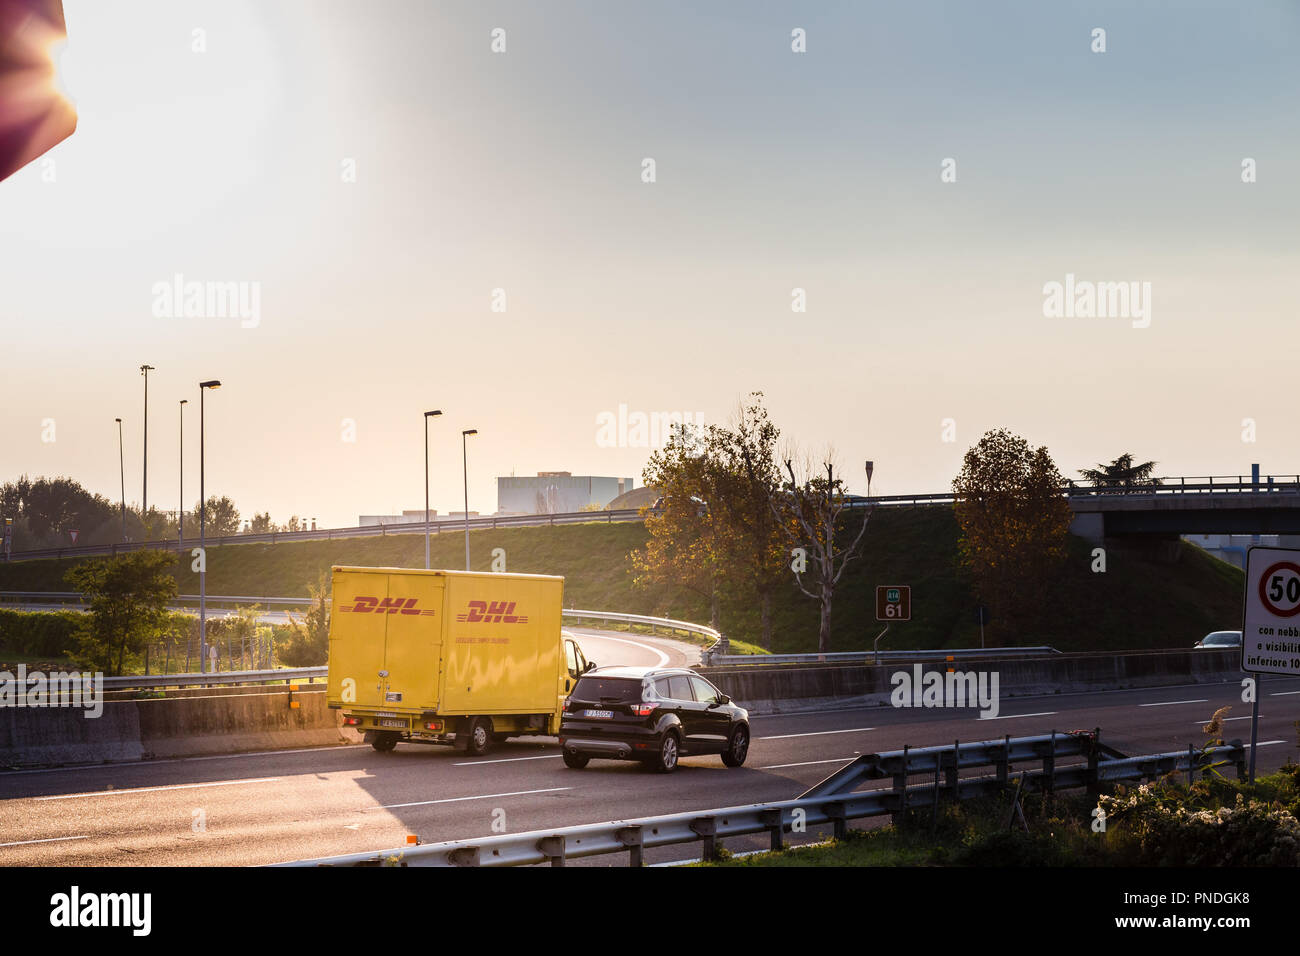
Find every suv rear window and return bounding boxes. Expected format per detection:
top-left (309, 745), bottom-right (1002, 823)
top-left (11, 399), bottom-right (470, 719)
top-left (571, 677), bottom-right (644, 703)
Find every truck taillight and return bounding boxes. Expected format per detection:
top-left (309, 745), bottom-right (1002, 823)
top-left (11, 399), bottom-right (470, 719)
top-left (424, 720), bottom-right (443, 731)
top-left (343, 716), bottom-right (360, 726)
top-left (631, 703), bottom-right (658, 717)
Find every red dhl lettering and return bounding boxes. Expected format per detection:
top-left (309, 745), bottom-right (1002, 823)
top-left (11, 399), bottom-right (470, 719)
top-left (455, 600), bottom-right (529, 624)
top-left (340, 596), bottom-right (435, 616)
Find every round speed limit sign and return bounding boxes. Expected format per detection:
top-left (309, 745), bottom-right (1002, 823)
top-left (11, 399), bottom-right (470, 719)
top-left (1258, 562), bottom-right (1300, 618)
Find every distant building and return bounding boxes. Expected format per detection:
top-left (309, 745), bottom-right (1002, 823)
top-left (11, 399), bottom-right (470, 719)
top-left (359, 510), bottom-right (433, 527)
top-left (497, 473), bottom-right (635, 515)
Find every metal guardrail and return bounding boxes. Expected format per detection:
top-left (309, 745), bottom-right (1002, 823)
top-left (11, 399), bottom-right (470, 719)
top-left (97, 667), bottom-right (327, 690)
top-left (6, 474), bottom-right (1299, 562)
top-left (707, 646), bottom-right (1060, 666)
top-left (277, 732), bottom-right (1247, 866)
top-left (0, 591), bottom-right (312, 607)
top-left (563, 608), bottom-right (723, 659)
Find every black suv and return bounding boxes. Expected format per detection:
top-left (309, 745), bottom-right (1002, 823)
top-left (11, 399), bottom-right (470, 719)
top-left (559, 666), bottom-right (749, 773)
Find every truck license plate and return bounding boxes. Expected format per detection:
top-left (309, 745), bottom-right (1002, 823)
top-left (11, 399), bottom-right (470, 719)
top-left (583, 709), bottom-right (614, 719)
top-left (379, 719), bottom-right (407, 728)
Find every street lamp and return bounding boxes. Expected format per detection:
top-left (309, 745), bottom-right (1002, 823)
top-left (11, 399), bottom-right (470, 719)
top-left (198, 380), bottom-right (221, 673)
top-left (114, 417), bottom-right (125, 542)
top-left (140, 364), bottom-right (154, 517)
top-left (424, 410), bottom-right (443, 569)
top-left (462, 429), bottom-right (477, 571)
top-left (178, 399), bottom-right (188, 549)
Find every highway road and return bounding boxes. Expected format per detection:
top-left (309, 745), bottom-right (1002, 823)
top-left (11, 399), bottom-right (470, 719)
top-left (2, 671), bottom-right (1296, 867)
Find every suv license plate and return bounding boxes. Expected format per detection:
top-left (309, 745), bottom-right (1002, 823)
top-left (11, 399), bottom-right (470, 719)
top-left (583, 709), bottom-right (614, 719)
top-left (379, 719), bottom-right (407, 728)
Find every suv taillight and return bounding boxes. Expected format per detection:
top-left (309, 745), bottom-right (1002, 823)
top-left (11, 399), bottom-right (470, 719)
top-left (630, 702), bottom-right (658, 717)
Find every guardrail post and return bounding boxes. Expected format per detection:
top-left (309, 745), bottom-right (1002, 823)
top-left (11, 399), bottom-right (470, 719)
top-left (616, 825), bottom-right (644, 867)
top-left (825, 801), bottom-right (847, 841)
top-left (537, 836), bottom-right (565, 867)
top-left (1043, 730), bottom-right (1057, 802)
top-left (691, 817), bottom-right (718, 861)
top-left (1187, 744), bottom-right (1195, 787)
top-left (759, 809), bottom-right (783, 852)
top-left (1086, 728), bottom-right (1100, 798)
top-left (1231, 739), bottom-right (1247, 780)
top-left (892, 745), bottom-right (910, 826)
top-left (945, 739), bottom-right (959, 800)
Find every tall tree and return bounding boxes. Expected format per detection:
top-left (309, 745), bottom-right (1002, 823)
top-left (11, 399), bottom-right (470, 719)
top-left (770, 456), bottom-right (870, 654)
top-left (709, 393), bottom-right (789, 649)
top-left (65, 550), bottom-right (178, 675)
top-left (193, 495), bottom-right (240, 537)
top-left (1078, 453), bottom-right (1160, 489)
top-left (953, 428), bottom-right (1073, 643)
top-left (632, 424), bottom-right (729, 630)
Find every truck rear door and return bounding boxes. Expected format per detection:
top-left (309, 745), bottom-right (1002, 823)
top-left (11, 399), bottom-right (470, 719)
top-left (328, 570), bottom-right (444, 712)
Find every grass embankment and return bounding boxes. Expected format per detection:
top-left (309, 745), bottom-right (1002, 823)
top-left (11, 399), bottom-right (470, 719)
top-left (0, 508), bottom-right (1245, 654)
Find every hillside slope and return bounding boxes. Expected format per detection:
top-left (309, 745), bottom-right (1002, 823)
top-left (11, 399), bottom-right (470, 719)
top-left (0, 509), bottom-right (1244, 653)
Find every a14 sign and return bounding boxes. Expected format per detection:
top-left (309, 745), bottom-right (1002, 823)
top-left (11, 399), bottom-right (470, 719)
top-left (876, 585), bottom-right (910, 622)
top-left (1242, 547), bottom-right (1300, 676)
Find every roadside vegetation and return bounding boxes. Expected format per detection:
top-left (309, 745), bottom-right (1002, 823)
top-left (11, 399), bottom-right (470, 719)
top-left (697, 763), bottom-right (1300, 867)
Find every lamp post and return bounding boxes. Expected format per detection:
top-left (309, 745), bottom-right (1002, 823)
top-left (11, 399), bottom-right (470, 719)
top-left (424, 410), bottom-right (443, 569)
top-left (199, 380), bottom-right (221, 673)
top-left (115, 418), bottom-right (125, 542)
top-left (178, 399), bottom-right (188, 549)
top-left (462, 429), bottom-right (477, 571)
top-left (140, 364), bottom-right (154, 516)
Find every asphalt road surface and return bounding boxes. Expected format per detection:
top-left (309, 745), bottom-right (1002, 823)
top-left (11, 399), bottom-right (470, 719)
top-left (2, 672), bottom-right (1296, 867)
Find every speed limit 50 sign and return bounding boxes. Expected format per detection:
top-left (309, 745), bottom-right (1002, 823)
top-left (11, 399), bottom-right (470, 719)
top-left (1242, 547), bottom-right (1300, 676)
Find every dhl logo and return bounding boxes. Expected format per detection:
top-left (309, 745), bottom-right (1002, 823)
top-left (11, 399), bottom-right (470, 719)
top-left (339, 596), bottom-right (437, 616)
top-left (456, 600), bottom-right (528, 624)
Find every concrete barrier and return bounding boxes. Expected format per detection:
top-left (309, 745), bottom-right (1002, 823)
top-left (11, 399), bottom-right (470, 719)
top-left (0, 687), bottom-right (362, 769)
top-left (703, 648), bottom-right (1246, 715)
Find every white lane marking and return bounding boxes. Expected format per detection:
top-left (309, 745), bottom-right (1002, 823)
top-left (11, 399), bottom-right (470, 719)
top-left (0, 744), bottom-right (369, 777)
top-left (760, 758), bottom-right (854, 770)
top-left (35, 776), bottom-right (282, 800)
top-left (1140, 699), bottom-right (1208, 707)
top-left (572, 633), bottom-right (669, 667)
top-left (0, 835), bottom-right (90, 848)
top-left (453, 754), bottom-right (562, 766)
top-left (759, 727), bottom-right (874, 740)
top-left (977, 712), bottom-right (1057, 721)
top-left (1271, 691), bottom-right (1300, 696)
top-left (1247, 740), bottom-right (1284, 748)
top-left (367, 787), bottom-right (572, 811)
top-left (1194, 716), bottom-right (1257, 723)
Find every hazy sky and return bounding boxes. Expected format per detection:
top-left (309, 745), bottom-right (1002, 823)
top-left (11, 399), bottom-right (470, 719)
top-left (3, 1), bottom-right (1297, 528)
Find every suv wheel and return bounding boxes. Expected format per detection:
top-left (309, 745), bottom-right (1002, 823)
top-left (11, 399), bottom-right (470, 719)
top-left (648, 732), bottom-right (679, 773)
top-left (562, 750), bottom-right (589, 769)
top-left (371, 731), bottom-right (399, 753)
top-left (721, 724), bottom-right (749, 767)
top-left (465, 717), bottom-right (493, 757)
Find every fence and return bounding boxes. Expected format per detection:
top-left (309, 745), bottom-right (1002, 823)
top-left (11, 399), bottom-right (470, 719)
top-left (277, 731), bottom-right (1247, 866)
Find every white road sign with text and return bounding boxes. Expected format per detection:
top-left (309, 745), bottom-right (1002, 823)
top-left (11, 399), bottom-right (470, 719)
top-left (1242, 546), bottom-right (1300, 676)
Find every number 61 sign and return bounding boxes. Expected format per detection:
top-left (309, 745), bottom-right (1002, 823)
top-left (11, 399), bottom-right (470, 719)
top-left (1242, 547), bottom-right (1300, 675)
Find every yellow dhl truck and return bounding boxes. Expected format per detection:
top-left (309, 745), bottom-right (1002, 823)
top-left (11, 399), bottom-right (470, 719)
top-left (326, 566), bottom-right (595, 756)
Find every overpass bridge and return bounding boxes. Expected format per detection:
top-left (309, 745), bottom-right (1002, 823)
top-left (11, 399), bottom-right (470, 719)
top-left (2, 475), bottom-right (1298, 562)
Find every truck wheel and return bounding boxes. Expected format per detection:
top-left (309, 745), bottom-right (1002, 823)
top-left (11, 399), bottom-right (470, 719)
top-left (648, 732), bottom-right (679, 773)
top-left (562, 750), bottom-right (589, 769)
top-left (371, 732), bottom-right (399, 753)
top-left (466, 717), bottom-right (493, 757)
top-left (721, 724), bottom-right (749, 767)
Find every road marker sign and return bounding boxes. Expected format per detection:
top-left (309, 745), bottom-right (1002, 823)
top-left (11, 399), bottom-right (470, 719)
top-left (1242, 547), bottom-right (1300, 676)
top-left (876, 585), bottom-right (910, 622)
